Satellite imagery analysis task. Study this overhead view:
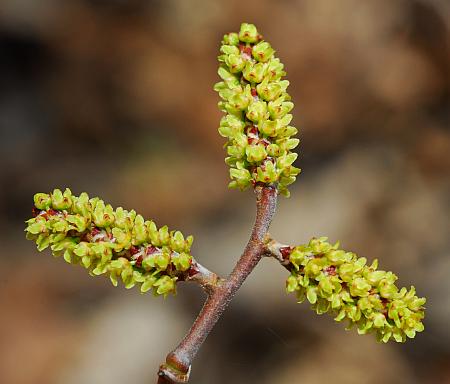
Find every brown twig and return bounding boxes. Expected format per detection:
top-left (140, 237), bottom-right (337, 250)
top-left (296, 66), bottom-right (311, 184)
top-left (156, 186), bottom-right (278, 383)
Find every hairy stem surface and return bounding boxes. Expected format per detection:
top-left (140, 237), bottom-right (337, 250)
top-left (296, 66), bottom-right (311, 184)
top-left (157, 186), bottom-right (277, 383)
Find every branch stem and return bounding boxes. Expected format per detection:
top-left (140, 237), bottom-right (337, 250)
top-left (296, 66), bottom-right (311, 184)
top-left (157, 186), bottom-right (277, 383)
top-left (184, 258), bottom-right (224, 296)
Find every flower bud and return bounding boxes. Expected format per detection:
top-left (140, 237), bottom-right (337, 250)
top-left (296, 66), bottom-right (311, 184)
top-left (229, 167), bottom-right (252, 189)
top-left (155, 251), bottom-right (170, 271)
top-left (66, 214), bottom-right (87, 232)
top-left (223, 32), bottom-right (239, 46)
top-left (246, 144), bottom-right (267, 163)
top-left (358, 297), bottom-right (372, 312)
top-left (277, 137), bottom-right (299, 152)
top-left (115, 207), bottom-right (130, 229)
top-left (132, 214), bottom-right (147, 245)
top-left (154, 276), bottom-right (177, 297)
top-left (289, 248), bottom-right (305, 267)
top-left (74, 242), bottom-right (90, 257)
top-left (34, 193), bottom-right (51, 210)
top-left (372, 313), bottom-right (386, 328)
top-left (256, 160), bottom-right (278, 183)
top-left (326, 249), bottom-right (347, 264)
top-left (158, 226), bottom-right (170, 246)
top-left (266, 143), bottom-right (280, 157)
top-left (379, 280), bottom-right (398, 299)
top-left (51, 237), bottom-right (76, 254)
top-left (277, 125), bottom-right (298, 138)
top-left (170, 231), bottom-right (185, 253)
top-left (304, 259), bottom-right (322, 276)
top-left (227, 91), bottom-right (251, 112)
top-left (256, 79), bottom-right (282, 101)
top-left (238, 23), bottom-right (259, 43)
top-left (140, 275), bottom-right (158, 293)
top-left (218, 66), bottom-right (237, 83)
top-left (246, 100), bottom-right (267, 122)
top-left (252, 41), bottom-right (274, 62)
top-left (27, 219), bottom-right (46, 235)
top-left (306, 286), bottom-right (318, 304)
top-left (408, 297), bottom-right (426, 311)
top-left (51, 189), bottom-right (72, 210)
top-left (141, 254), bottom-right (156, 270)
top-left (259, 119), bottom-right (278, 137)
top-left (36, 234), bottom-right (51, 251)
top-left (112, 227), bottom-right (131, 251)
top-left (243, 62), bottom-right (266, 83)
top-left (366, 270), bottom-right (386, 285)
top-left (268, 99), bottom-right (294, 119)
top-left (227, 144), bottom-right (246, 159)
top-left (350, 278), bottom-right (371, 297)
top-left (287, 275), bottom-right (299, 292)
top-left (171, 252), bottom-right (192, 272)
top-left (146, 220), bottom-right (158, 243)
top-left (225, 54), bottom-right (246, 73)
top-left (72, 192), bottom-right (91, 217)
top-left (277, 153), bottom-right (298, 169)
top-left (318, 277), bottom-right (334, 296)
top-left (266, 58), bottom-right (285, 80)
top-left (220, 45), bottom-right (239, 56)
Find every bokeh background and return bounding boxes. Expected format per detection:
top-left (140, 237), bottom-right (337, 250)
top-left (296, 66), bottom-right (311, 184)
top-left (1, 1), bottom-right (449, 383)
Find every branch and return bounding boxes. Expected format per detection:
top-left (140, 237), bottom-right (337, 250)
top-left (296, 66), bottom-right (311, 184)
top-left (157, 186), bottom-right (278, 383)
top-left (183, 258), bottom-right (224, 296)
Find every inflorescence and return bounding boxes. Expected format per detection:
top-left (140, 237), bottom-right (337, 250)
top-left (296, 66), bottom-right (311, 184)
top-left (215, 23), bottom-right (300, 196)
top-left (25, 189), bottom-right (194, 297)
top-left (24, 23), bottom-right (426, 348)
top-left (281, 237), bottom-right (426, 342)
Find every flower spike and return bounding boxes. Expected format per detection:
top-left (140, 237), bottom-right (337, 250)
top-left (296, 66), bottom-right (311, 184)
top-left (271, 237), bottom-right (426, 342)
top-left (215, 23), bottom-right (300, 197)
top-left (26, 189), bottom-right (194, 297)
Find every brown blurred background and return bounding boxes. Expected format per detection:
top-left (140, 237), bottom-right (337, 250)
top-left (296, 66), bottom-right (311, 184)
top-left (0, 1), bottom-right (449, 383)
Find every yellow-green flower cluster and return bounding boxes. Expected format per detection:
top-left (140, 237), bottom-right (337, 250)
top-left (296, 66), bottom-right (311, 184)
top-left (214, 23), bottom-right (300, 197)
top-left (25, 189), bottom-right (194, 297)
top-left (285, 237), bottom-right (426, 342)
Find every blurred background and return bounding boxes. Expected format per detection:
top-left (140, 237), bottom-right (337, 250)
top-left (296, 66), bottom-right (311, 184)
top-left (0, 1), bottom-right (449, 383)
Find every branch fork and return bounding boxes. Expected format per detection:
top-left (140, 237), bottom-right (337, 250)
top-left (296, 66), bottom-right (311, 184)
top-left (157, 186), bottom-right (277, 383)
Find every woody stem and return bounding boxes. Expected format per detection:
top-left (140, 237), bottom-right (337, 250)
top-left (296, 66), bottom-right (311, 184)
top-left (157, 186), bottom-right (277, 383)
